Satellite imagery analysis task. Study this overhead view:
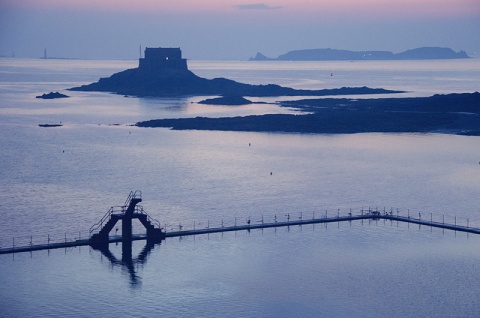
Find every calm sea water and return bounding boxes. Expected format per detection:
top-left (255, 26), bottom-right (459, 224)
top-left (1, 58), bottom-right (480, 317)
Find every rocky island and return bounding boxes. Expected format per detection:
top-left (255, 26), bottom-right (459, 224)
top-left (198, 96), bottom-right (255, 105)
top-left (69, 47), bottom-right (401, 97)
top-left (136, 92), bottom-right (480, 136)
top-left (36, 92), bottom-right (69, 99)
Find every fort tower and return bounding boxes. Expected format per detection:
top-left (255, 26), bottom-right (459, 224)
top-left (138, 47), bottom-right (188, 71)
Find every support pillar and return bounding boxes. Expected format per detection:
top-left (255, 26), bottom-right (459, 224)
top-left (122, 216), bottom-right (132, 241)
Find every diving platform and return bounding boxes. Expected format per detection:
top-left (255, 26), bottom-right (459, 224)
top-left (89, 190), bottom-right (165, 246)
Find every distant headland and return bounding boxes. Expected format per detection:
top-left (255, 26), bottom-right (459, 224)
top-left (69, 47), bottom-right (401, 97)
top-left (250, 47), bottom-right (470, 61)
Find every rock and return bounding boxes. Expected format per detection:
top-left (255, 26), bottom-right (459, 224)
top-left (38, 124), bottom-right (63, 127)
top-left (135, 93), bottom-right (480, 135)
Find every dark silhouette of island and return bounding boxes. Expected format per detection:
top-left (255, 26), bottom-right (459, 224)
top-left (249, 47), bottom-right (470, 61)
top-left (136, 92), bottom-right (480, 136)
top-left (38, 124), bottom-right (63, 128)
top-left (36, 91), bottom-right (69, 99)
top-left (198, 96), bottom-right (255, 105)
top-left (69, 47), bottom-right (401, 97)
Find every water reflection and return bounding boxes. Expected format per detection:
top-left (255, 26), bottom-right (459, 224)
top-left (93, 240), bottom-right (158, 288)
top-left (137, 97), bottom-right (192, 114)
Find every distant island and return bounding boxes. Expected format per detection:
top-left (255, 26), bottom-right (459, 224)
top-left (36, 92), bottom-right (69, 99)
top-left (250, 47), bottom-right (470, 61)
top-left (69, 47), bottom-right (401, 97)
top-left (136, 92), bottom-right (480, 136)
top-left (198, 96), bottom-right (255, 105)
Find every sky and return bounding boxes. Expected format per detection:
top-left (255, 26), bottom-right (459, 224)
top-left (0, 0), bottom-right (479, 60)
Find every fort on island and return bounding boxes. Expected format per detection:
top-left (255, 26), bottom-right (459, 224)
top-left (138, 47), bottom-right (188, 71)
top-left (69, 46), bottom-right (400, 97)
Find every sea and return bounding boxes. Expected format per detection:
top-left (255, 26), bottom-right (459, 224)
top-left (1, 57), bottom-right (480, 317)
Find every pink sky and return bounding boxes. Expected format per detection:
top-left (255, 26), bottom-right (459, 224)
top-left (1, 0), bottom-right (479, 59)
top-left (5, 0), bottom-right (480, 17)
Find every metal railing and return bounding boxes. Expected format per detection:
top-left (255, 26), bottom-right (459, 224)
top-left (3, 207), bottom-right (480, 252)
top-left (135, 205), bottom-right (162, 229)
top-left (158, 207), bottom-right (480, 234)
top-left (89, 206), bottom-right (123, 236)
top-left (89, 205), bottom-right (162, 237)
top-left (124, 190), bottom-right (142, 207)
top-left (89, 190), bottom-right (143, 237)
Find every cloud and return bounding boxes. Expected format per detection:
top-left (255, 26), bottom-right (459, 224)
top-left (236, 3), bottom-right (283, 10)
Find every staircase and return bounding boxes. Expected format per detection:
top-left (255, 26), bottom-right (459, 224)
top-left (89, 191), bottom-right (165, 246)
top-left (137, 214), bottom-right (164, 238)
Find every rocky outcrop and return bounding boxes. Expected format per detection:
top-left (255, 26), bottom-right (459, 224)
top-left (198, 96), bottom-right (254, 105)
top-left (136, 92), bottom-right (480, 136)
top-left (36, 92), bottom-right (69, 99)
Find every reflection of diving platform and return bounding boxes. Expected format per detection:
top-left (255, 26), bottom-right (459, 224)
top-left (2, 193), bottom-right (480, 255)
top-left (89, 191), bottom-right (165, 246)
top-left (94, 239), bottom-right (157, 287)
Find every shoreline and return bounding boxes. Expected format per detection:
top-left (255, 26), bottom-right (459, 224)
top-left (136, 92), bottom-right (480, 136)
